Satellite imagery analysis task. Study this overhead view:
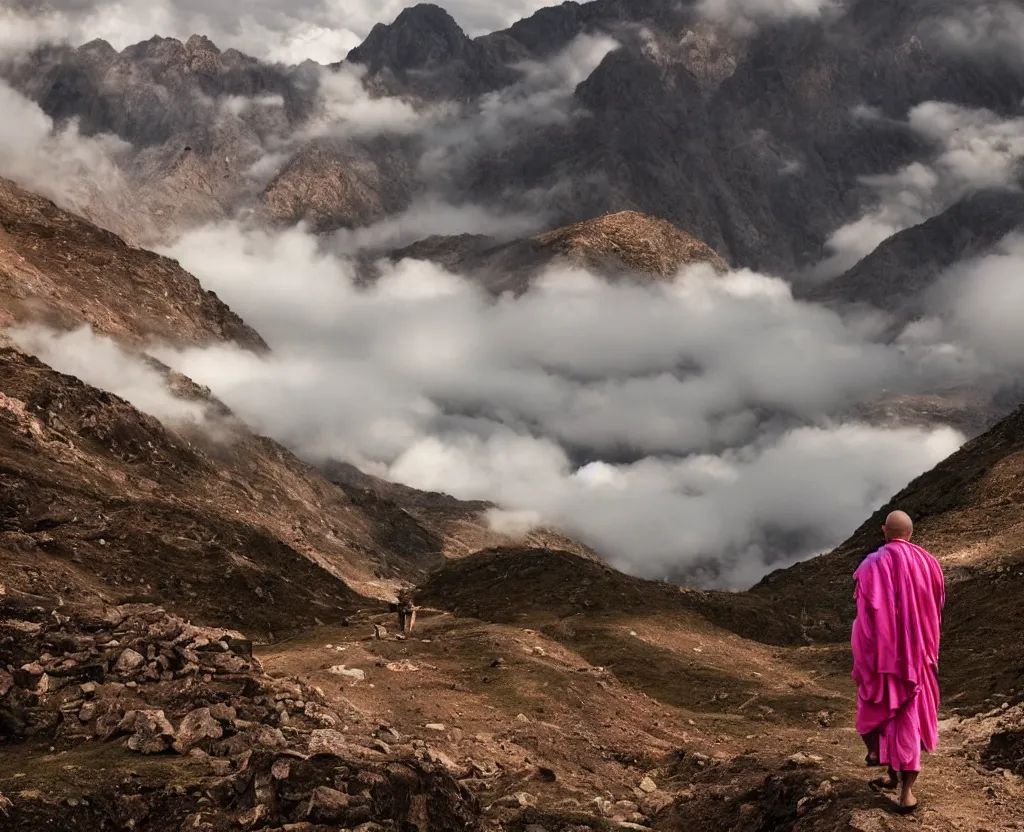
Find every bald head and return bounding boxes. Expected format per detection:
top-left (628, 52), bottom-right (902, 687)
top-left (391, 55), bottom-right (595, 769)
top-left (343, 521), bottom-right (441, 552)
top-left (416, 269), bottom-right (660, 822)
top-left (883, 510), bottom-right (914, 542)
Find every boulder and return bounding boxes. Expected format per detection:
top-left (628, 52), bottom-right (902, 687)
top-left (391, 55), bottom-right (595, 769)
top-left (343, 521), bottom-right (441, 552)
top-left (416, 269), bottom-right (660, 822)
top-left (308, 729), bottom-right (349, 757)
top-left (307, 786), bottom-right (350, 823)
top-left (115, 649), bottom-right (146, 675)
top-left (119, 710), bottom-right (176, 754)
top-left (173, 707), bottom-right (224, 753)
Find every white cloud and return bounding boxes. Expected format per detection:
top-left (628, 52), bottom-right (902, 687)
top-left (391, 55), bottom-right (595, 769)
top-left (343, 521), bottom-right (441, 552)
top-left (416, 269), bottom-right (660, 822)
top-left (923, 234), bottom-right (1024, 372)
top-left (0, 80), bottom-right (130, 217)
top-left (91, 220), bottom-right (966, 588)
top-left (697, 0), bottom-right (837, 32)
top-left (8, 325), bottom-right (213, 428)
top-left (933, 2), bottom-right (1024, 68)
top-left (817, 102), bottom-right (1024, 277)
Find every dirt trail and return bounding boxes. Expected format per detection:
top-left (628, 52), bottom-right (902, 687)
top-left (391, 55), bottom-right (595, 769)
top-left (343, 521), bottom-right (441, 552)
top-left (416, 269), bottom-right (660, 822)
top-left (257, 608), bottom-right (1024, 831)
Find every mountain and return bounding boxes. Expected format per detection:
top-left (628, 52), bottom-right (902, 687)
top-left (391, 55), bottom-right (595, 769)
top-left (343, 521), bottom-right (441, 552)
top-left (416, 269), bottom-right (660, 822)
top-left (377, 210), bottom-right (729, 292)
top-left (3, 1), bottom-right (1024, 829)
top-left (0, 182), bottom-right (592, 639)
top-left (345, 4), bottom-right (520, 99)
top-left (805, 189), bottom-right (1024, 318)
top-left (0, 177), bottom-right (264, 349)
top-left (4, 0), bottom-right (1023, 274)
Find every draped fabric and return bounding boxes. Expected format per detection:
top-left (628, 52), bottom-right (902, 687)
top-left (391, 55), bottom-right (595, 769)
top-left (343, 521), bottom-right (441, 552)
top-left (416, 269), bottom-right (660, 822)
top-left (852, 540), bottom-right (945, 772)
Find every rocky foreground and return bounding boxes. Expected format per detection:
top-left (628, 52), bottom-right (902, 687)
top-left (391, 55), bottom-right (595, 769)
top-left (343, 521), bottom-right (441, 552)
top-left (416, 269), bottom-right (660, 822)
top-left (2, 583), bottom-right (1023, 832)
top-left (0, 597), bottom-right (478, 831)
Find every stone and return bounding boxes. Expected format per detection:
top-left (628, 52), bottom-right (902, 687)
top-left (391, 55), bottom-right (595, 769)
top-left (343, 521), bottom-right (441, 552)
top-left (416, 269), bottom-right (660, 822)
top-left (375, 726), bottom-right (402, 744)
top-left (503, 792), bottom-right (536, 809)
top-left (173, 708), bottom-right (224, 753)
top-left (115, 649), bottom-right (146, 675)
top-left (307, 786), bottom-right (350, 823)
top-left (639, 776), bottom-right (658, 793)
top-left (79, 702), bottom-right (99, 722)
top-left (80, 682), bottom-right (98, 697)
top-left (786, 752), bottom-right (825, 768)
top-left (271, 759), bottom-right (292, 780)
top-left (426, 747), bottom-right (460, 774)
top-left (309, 729), bottom-right (349, 757)
top-left (209, 703), bottom-right (237, 724)
top-left (119, 710), bottom-right (176, 755)
top-left (329, 665), bottom-right (365, 682)
top-left (425, 723), bottom-right (447, 732)
top-left (238, 804), bottom-right (268, 827)
top-left (209, 758), bottom-right (233, 776)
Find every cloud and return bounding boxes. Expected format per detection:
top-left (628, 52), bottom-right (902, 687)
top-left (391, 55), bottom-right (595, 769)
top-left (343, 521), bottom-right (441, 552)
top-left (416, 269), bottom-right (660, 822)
top-left (96, 220), bottom-right (964, 588)
top-left (8, 325), bottom-right (213, 428)
top-left (414, 34), bottom-right (619, 192)
top-left (932, 1), bottom-right (1024, 68)
top-left (0, 1), bottom-right (557, 64)
top-left (917, 233), bottom-right (1024, 373)
top-left (697, 0), bottom-right (837, 32)
top-left (0, 80), bottom-right (130, 217)
top-left (816, 102), bottom-right (1024, 277)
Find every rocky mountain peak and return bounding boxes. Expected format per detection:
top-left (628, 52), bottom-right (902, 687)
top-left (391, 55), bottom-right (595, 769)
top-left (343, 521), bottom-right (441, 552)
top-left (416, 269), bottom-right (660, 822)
top-left (347, 4), bottom-right (473, 72)
top-left (345, 3), bottom-right (519, 99)
top-left (185, 34), bottom-right (222, 55)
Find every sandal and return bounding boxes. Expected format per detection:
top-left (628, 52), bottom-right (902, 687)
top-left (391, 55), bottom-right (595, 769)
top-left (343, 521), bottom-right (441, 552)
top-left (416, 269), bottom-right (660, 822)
top-left (870, 777), bottom-right (898, 792)
top-left (865, 753), bottom-right (883, 768)
top-left (894, 800), bottom-right (919, 816)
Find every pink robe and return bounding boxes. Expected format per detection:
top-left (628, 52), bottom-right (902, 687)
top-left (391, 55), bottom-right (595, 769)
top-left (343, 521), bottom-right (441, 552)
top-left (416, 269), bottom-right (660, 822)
top-left (851, 540), bottom-right (945, 772)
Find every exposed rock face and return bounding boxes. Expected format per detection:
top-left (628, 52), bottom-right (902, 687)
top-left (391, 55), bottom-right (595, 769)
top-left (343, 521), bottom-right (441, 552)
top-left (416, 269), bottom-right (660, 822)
top-left (260, 139), bottom-right (418, 231)
top-left (346, 4), bottom-right (521, 100)
top-left (383, 211), bottom-right (728, 293)
top-left (1, 0), bottom-right (1019, 273)
top-left (1, 36), bottom-right (319, 241)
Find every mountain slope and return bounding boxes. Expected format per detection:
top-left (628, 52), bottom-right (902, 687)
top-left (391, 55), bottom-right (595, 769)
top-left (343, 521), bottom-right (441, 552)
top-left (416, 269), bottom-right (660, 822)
top-left (0, 177), bottom-right (266, 350)
top-left (753, 401), bottom-right (1024, 709)
top-left (380, 210), bottom-right (728, 292)
top-left (0, 179), bottom-right (595, 635)
top-left (805, 189), bottom-right (1024, 316)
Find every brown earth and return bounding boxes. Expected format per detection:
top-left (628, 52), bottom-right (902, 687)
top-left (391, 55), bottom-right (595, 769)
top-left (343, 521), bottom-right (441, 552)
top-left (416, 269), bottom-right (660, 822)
top-left (0, 177), bottom-right (265, 351)
top-left (381, 211), bottom-right (729, 294)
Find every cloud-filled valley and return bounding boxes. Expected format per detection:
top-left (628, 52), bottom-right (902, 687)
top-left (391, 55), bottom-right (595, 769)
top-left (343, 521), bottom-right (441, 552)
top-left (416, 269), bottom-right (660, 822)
top-left (2, 0), bottom-right (1024, 589)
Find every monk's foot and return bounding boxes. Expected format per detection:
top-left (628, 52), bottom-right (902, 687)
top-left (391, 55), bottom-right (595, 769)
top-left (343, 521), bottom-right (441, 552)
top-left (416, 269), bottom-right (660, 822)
top-left (894, 789), bottom-right (919, 815)
top-left (894, 798), bottom-right (919, 815)
top-left (869, 776), bottom-right (898, 792)
top-left (865, 752), bottom-right (882, 768)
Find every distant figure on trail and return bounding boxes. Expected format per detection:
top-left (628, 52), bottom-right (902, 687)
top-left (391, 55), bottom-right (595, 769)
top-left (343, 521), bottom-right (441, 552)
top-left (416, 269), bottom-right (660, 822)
top-left (396, 589), bottom-right (417, 635)
top-left (852, 510), bottom-right (945, 815)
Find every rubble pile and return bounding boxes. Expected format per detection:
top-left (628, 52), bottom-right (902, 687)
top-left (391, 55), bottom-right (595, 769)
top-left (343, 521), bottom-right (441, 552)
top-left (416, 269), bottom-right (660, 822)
top-left (0, 602), bottom-right (481, 831)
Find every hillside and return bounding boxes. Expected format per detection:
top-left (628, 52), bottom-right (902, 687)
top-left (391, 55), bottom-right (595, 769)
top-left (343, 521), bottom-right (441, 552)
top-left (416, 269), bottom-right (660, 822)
top-left (806, 189), bottom-right (1024, 319)
top-left (381, 211), bottom-right (729, 292)
top-left (749, 401), bottom-right (1024, 711)
top-left (2, 0), bottom-right (1024, 828)
top-left (0, 178), bottom-right (265, 350)
top-left (0, 180), bottom-right (593, 635)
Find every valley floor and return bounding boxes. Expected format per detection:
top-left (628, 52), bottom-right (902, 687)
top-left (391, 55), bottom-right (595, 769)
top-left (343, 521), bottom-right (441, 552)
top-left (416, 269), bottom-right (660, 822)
top-left (253, 607), bottom-right (1024, 831)
top-left (1, 596), bottom-right (1022, 831)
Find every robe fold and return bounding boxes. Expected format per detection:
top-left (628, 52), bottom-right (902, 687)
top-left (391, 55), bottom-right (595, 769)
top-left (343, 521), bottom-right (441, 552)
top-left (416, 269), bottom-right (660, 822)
top-left (851, 539), bottom-right (945, 772)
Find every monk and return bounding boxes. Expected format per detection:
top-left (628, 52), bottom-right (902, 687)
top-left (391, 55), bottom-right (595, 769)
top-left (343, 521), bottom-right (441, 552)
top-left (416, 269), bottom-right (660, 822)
top-left (852, 510), bottom-right (944, 815)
